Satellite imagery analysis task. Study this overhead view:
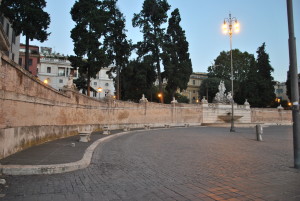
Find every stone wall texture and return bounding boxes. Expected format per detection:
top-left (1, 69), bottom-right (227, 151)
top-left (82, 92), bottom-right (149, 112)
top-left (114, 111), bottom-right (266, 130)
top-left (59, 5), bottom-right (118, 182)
top-left (0, 55), bottom-right (292, 159)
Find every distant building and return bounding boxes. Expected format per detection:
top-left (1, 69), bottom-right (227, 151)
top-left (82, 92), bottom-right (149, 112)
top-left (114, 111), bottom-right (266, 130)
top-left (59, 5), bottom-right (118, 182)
top-left (37, 47), bottom-right (115, 98)
top-left (181, 72), bottom-right (208, 103)
top-left (38, 55), bottom-right (73, 90)
top-left (0, 14), bottom-right (20, 63)
top-left (274, 81), bottom-right (289, 102)
top-left (19, 44), bottom-right (40, 76)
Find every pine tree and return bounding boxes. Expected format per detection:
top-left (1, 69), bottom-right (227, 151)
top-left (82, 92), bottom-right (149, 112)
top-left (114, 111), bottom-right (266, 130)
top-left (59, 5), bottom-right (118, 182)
top-left (256, 43), bottom-right (276, 107)
top-left (132, 0), bottom-right (170, 102)
top-left (162, 8), bottom-right (192, 97)
top-left (104, 3), bottom-right (131, 100)
top-left (70, 0), bottom-right (111, 96)
top-left (0, 0), bottom-right (50, 71)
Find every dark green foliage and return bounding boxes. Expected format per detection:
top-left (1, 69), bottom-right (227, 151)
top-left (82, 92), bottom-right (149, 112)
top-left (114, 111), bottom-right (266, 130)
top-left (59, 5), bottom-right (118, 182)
top-left (70, 0), bottom-right (114, 96)
top-left (73, 75), bottom-right (88, 95)
top-left (207, 49), bottom-right (256, 83)
top-left (255, 43), bottom-right (276, 107)
top-left (205, 43), bottom-right (276, 107)
top-left (132, 0), bottom-right (170, 97)
top-left (162, 8), bottom-right (192, 97)
top-left (120, 57), bottom-right (156, 102)
top-left (0, 0), bottom-right (50, 71)
top-left (104, 4), bottom-right (131, 99)
top-left (206, 49), bottom-right (256, 104)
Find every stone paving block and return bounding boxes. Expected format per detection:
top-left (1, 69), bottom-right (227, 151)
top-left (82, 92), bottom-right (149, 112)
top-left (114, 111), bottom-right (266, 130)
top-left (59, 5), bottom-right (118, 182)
top-left (1, 126), bottom-right (300, 200)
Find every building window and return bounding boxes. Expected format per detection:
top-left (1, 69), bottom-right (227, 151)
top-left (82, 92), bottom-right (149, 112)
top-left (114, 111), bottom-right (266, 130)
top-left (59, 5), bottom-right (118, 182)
top-left (193, 90), bottom-right (196, 93)
top-left (105, 83), bottom-right (109, 86)
top-left (47, 67), bottom-right (51, 73)
top-left (28, 59), bottom-right (33, 66)
top-left (276, 89), bottom-right (283, 93)
top-left (58, 67), bottom-right (65, 76)
top-left (193, 80), bottom-right (196, 85)
top-left (18, 58), bottom-right (22, 66)
top-left (59, 79), bottom-right (63, 83)
top-left (94, 82), bottom-right (97, 86)
top-left (12, 53), bottom-right (14, 61)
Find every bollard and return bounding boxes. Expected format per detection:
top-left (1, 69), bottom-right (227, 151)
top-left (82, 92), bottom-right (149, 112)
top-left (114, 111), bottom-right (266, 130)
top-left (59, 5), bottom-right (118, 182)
top-left (256, 124), bottom-right (263, 141)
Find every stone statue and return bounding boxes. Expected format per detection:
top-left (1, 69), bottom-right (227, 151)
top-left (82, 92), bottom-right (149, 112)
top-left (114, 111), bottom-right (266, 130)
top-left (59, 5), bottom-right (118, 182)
top-left (218, 80), bottom-right (226, 95)
top-left (226, 92), bottom-right (232, 102)
top-left (171, 97), bottom-right (178, 104)
top-left (201, 96), bottom-right (208, 104)
top-left (64, 74), bottom-right (76, 89)
top-left (139, 94), bottom-right (148, 103)
top-left (213, 80), bottom-right (232, 104)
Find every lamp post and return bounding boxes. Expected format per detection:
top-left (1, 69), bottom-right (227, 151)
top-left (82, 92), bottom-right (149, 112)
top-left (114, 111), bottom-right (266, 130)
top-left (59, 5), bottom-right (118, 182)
top-left (222, 13), bottom-right (240, 132)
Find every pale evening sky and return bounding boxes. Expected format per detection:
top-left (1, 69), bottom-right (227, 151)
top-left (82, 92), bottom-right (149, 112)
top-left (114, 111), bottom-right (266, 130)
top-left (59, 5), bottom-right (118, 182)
top-left (22, 0), bottom-right (300, 82)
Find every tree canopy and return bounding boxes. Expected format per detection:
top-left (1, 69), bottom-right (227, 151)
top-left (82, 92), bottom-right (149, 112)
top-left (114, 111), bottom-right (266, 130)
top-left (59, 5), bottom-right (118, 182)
top-left (120, 56), bottom-right (156, 102)
top-left (104, 3), bottom-right (131, 99)
top-left (203, 43), bottom-right (276, 107)
top-left (70, 0), bottom-right (126, 96)
top-left (162, 8), bottom-right (192, 97)
top-left (255, 42), bottom-right (276, 107)
top-left (132, 0), bottom-right (170, 102)
top-left (0, 0), bottom-right (50, 71)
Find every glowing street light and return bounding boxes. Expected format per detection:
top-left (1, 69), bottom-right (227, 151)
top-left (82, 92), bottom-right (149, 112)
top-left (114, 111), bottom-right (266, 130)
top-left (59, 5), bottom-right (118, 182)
top-left (98, 87), bottom-right (102, 99)
top-left (158, 93), bottom-right (163, 103)
top-left (222, 13), bottom-right (240, 132)
top-left (43, 79), bottom-right (48, 84)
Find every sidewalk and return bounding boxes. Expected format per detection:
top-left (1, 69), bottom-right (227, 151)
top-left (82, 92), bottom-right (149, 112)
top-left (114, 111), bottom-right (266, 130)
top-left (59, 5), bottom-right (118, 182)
top-left (0, 129), bottom-right (135, 175)
top-left (0, 127), bottom-right (173, 175)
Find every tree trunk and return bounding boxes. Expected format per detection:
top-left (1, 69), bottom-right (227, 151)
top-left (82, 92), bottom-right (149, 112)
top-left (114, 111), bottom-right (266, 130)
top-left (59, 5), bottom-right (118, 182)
top-left (116, 66), bottom-right (120, 100)
top-left (25, 35), bottom-right (30, 71)
top-left (154, 28), bottom-right (163, 103)
top-left (87, 75), bottom-right (90, 97)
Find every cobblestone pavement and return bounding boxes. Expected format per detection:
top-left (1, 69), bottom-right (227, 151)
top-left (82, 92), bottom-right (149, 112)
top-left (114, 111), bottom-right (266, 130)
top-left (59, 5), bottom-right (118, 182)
top-left (1, 126), bottom-right (300, 201)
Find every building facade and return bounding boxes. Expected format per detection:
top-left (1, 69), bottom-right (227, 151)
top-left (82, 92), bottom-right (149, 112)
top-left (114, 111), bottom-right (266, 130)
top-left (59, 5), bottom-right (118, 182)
top-left (37, 51), bottom-right (115, 98)
top-left (181, 72), bottom-right (208, 103)
top-left (0, 14), bottom-right (20, 63)
top-left (19, 44), bottom-right (40, 75)
top-left (274, 81), bottom-right (289, 102)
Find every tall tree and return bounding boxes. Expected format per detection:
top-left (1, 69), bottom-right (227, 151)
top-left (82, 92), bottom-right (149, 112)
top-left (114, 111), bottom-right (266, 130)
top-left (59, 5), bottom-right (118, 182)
top-left (132, 0), bottom-right (170, 102)
top-left (256, 42), bottom-right (276, 107)
top-left (162, 8), bottom-right (192, 97)
top-left (120, 56), bottom-right (156, 102)
top-left (0, 0), bottom-right (50, 71)
top-left (104, 2), bottom-right (131, 100)
top-left (70, 0), bottom-right (111, 96)
top-left (207, 49), bottom-right (256, 83)
top-left (207, 49), bottom-right (256, 104)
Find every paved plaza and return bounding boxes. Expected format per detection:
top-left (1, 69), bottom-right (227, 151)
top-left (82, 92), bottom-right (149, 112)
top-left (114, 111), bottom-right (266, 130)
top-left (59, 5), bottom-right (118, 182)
top-left (0, 126), bottom-right (300, 201)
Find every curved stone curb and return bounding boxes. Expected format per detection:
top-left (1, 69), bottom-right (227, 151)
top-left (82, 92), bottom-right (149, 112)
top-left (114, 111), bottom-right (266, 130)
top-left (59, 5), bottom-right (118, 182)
top-left (0, 131), bottom-right (132, 176)
top-left (0, 126), bottom-right (195, 175)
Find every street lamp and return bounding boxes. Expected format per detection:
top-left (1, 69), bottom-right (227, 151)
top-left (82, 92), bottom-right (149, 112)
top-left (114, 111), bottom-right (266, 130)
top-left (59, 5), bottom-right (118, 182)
top-left (158, 93), bottom-right (163, 103)
top-left (98, 87), bottom-right (102, 99)
top-left (222, 13), bottom-right (240, 132)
